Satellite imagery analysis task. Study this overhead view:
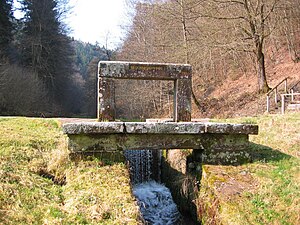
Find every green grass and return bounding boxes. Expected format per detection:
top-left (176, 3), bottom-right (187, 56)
top-left (0, 117), bottom-right (140, 224)
top-left (200, 112), bottom-right (300, 225)
top-left (2, 114), bottom-right (299, 224)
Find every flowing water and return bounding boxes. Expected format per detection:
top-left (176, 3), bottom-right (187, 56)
top-left (124, 150), bottom-right (153, 184)
top-left (124, 150), bottom-right (182, 225)
top-left (133, 181), bottom-right (181, 225)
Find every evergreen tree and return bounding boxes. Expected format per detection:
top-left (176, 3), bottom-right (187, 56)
top-left (0, 0), bottom-right (14, 60)
top-left (20, 0), bottom-right (74, 110)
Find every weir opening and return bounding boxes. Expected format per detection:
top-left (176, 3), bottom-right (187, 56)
top-left (99, 61), bottom-right (195, 224)
top-left (124, 149), bottom-right (161, 184)
top-left (124, 149), bottom-right (183, 225)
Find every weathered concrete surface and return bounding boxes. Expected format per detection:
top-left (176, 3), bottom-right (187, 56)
top-left (175, 78), bottom-right (192, 121)
top-left (97, 61), bottom-right (192, 122)
top-left (63, 122), bottom-right (258, 164)
top-left (161, 149), bottom-right (201, 223)
top-left (65, 133), bottom-right (251, 164)
top-left (63, 122), bottom-right (124, 134)
top-left (98, 61), bottom-right (192, 80)
top-left (63, 122), bottom-right (258, 135)
top-left (125, 122), bottom-right (206, 134)
top-left (125, 122), bottom-right (258, 134)
top-left (98, 77), bottom-right (116, 121)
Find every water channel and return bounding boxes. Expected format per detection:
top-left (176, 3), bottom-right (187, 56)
top-left (124, 150), bottom-right (182, 225)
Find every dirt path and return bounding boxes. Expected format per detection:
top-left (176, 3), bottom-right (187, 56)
top-left (57, 118), bottom-right (97, 125)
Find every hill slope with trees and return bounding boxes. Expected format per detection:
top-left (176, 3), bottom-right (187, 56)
top-left (117, 0), bottom-right (300, 118)
top-left (0, 0), bottom-right (115, 117)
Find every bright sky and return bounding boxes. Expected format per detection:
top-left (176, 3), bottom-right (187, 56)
top-left (13, 0), bottom-right (129, 49)
top-left (67, 0), bottom-right (128, 48)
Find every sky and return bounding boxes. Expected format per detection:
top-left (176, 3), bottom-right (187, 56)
top-left (13, 0), bottom-right (129, 49)
top-left (67, 0), bottom-right (128, 48)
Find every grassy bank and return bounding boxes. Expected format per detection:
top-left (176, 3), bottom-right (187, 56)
top-left (199, 112), bottom-right (300, 224)
top-left (0, 117), bottom-right (140, 224)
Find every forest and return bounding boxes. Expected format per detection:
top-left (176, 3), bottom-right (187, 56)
top-left (0, 0), bottom-right (114, 117)
top-left (119, 0), bottom-right (300, 118)
top-left (1, 0), bottom-right (300, 118)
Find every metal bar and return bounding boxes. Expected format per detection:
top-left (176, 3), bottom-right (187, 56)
top-left (282, 93), bottom-right (300, 97)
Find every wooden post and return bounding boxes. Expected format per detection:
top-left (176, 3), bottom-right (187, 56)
top-left (281, 94), bottom-right (285, 114)
top-left (266, 95), bottom-right (270, 113)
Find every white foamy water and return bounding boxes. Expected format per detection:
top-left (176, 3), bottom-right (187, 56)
top-left (133, 181), bottom-right (181, 225)
top-left (124, 150), bottom-right (153, 184)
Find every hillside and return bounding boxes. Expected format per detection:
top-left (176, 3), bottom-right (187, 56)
top-left (193, 49), bottom-right (300, 118)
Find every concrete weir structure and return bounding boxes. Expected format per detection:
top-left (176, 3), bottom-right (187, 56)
top-left (63, 61), bottom-right (258, 223)
top-left (63, 121), bottom-right (258, 164)
top-left (63, 60), bottom-right (258, 163)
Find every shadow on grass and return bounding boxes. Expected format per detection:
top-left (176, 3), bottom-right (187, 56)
top-left (247, 142), bottom-right (291, 164)
top-left (200, 141), bottom-right (292, 166)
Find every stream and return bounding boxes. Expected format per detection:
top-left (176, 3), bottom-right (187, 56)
top-left (124, 150), bottom-right (182, 225)
top-left (133, 181), bottom-right (181, 225)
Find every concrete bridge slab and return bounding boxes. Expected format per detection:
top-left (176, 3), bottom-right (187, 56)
top-left (63, 122), bottom-right (258, 165)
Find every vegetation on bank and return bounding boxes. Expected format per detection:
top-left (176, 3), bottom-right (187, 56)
top-left (200, 112), bottom-right (300, 225)
top-left (0, 113), bottom-right (299, 224)
top-left (0, 117), bottom-right (140, 224)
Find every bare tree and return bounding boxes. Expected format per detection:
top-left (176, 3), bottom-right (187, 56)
top-left (203, 0), bottom-right (280, 93)
top-left (275, 0), bottom-right (300, 62)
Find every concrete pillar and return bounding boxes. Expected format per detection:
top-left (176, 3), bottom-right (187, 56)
top-left (176, 78), bottom-right (192, 122)
top-left (98, 77), bottom-right (116, 121)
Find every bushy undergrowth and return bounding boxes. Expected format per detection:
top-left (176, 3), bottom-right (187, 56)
top-left (0, 117), bottom-right (140, 224)
top-left (200, 112), bottom-right (300, 224)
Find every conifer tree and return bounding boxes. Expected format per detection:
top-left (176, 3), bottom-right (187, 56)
top-left (20, 0), bottom-right (74, 110)
top-left (0, 0), bottom-right (14, 60)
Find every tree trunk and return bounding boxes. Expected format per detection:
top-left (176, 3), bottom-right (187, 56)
top-left (179, 0), bottom-right (202, 111)
top-left (257, 50), bottom-right (270, 94)
top-left (192, 89), bottom-right (205, 112)
top-left (254, 34), bottom-right (270, 94)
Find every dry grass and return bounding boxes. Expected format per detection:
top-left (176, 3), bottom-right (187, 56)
top-left (199, 112), bottom-right (300, 225)
top-left (0, 117), bottom-right (140, 224)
